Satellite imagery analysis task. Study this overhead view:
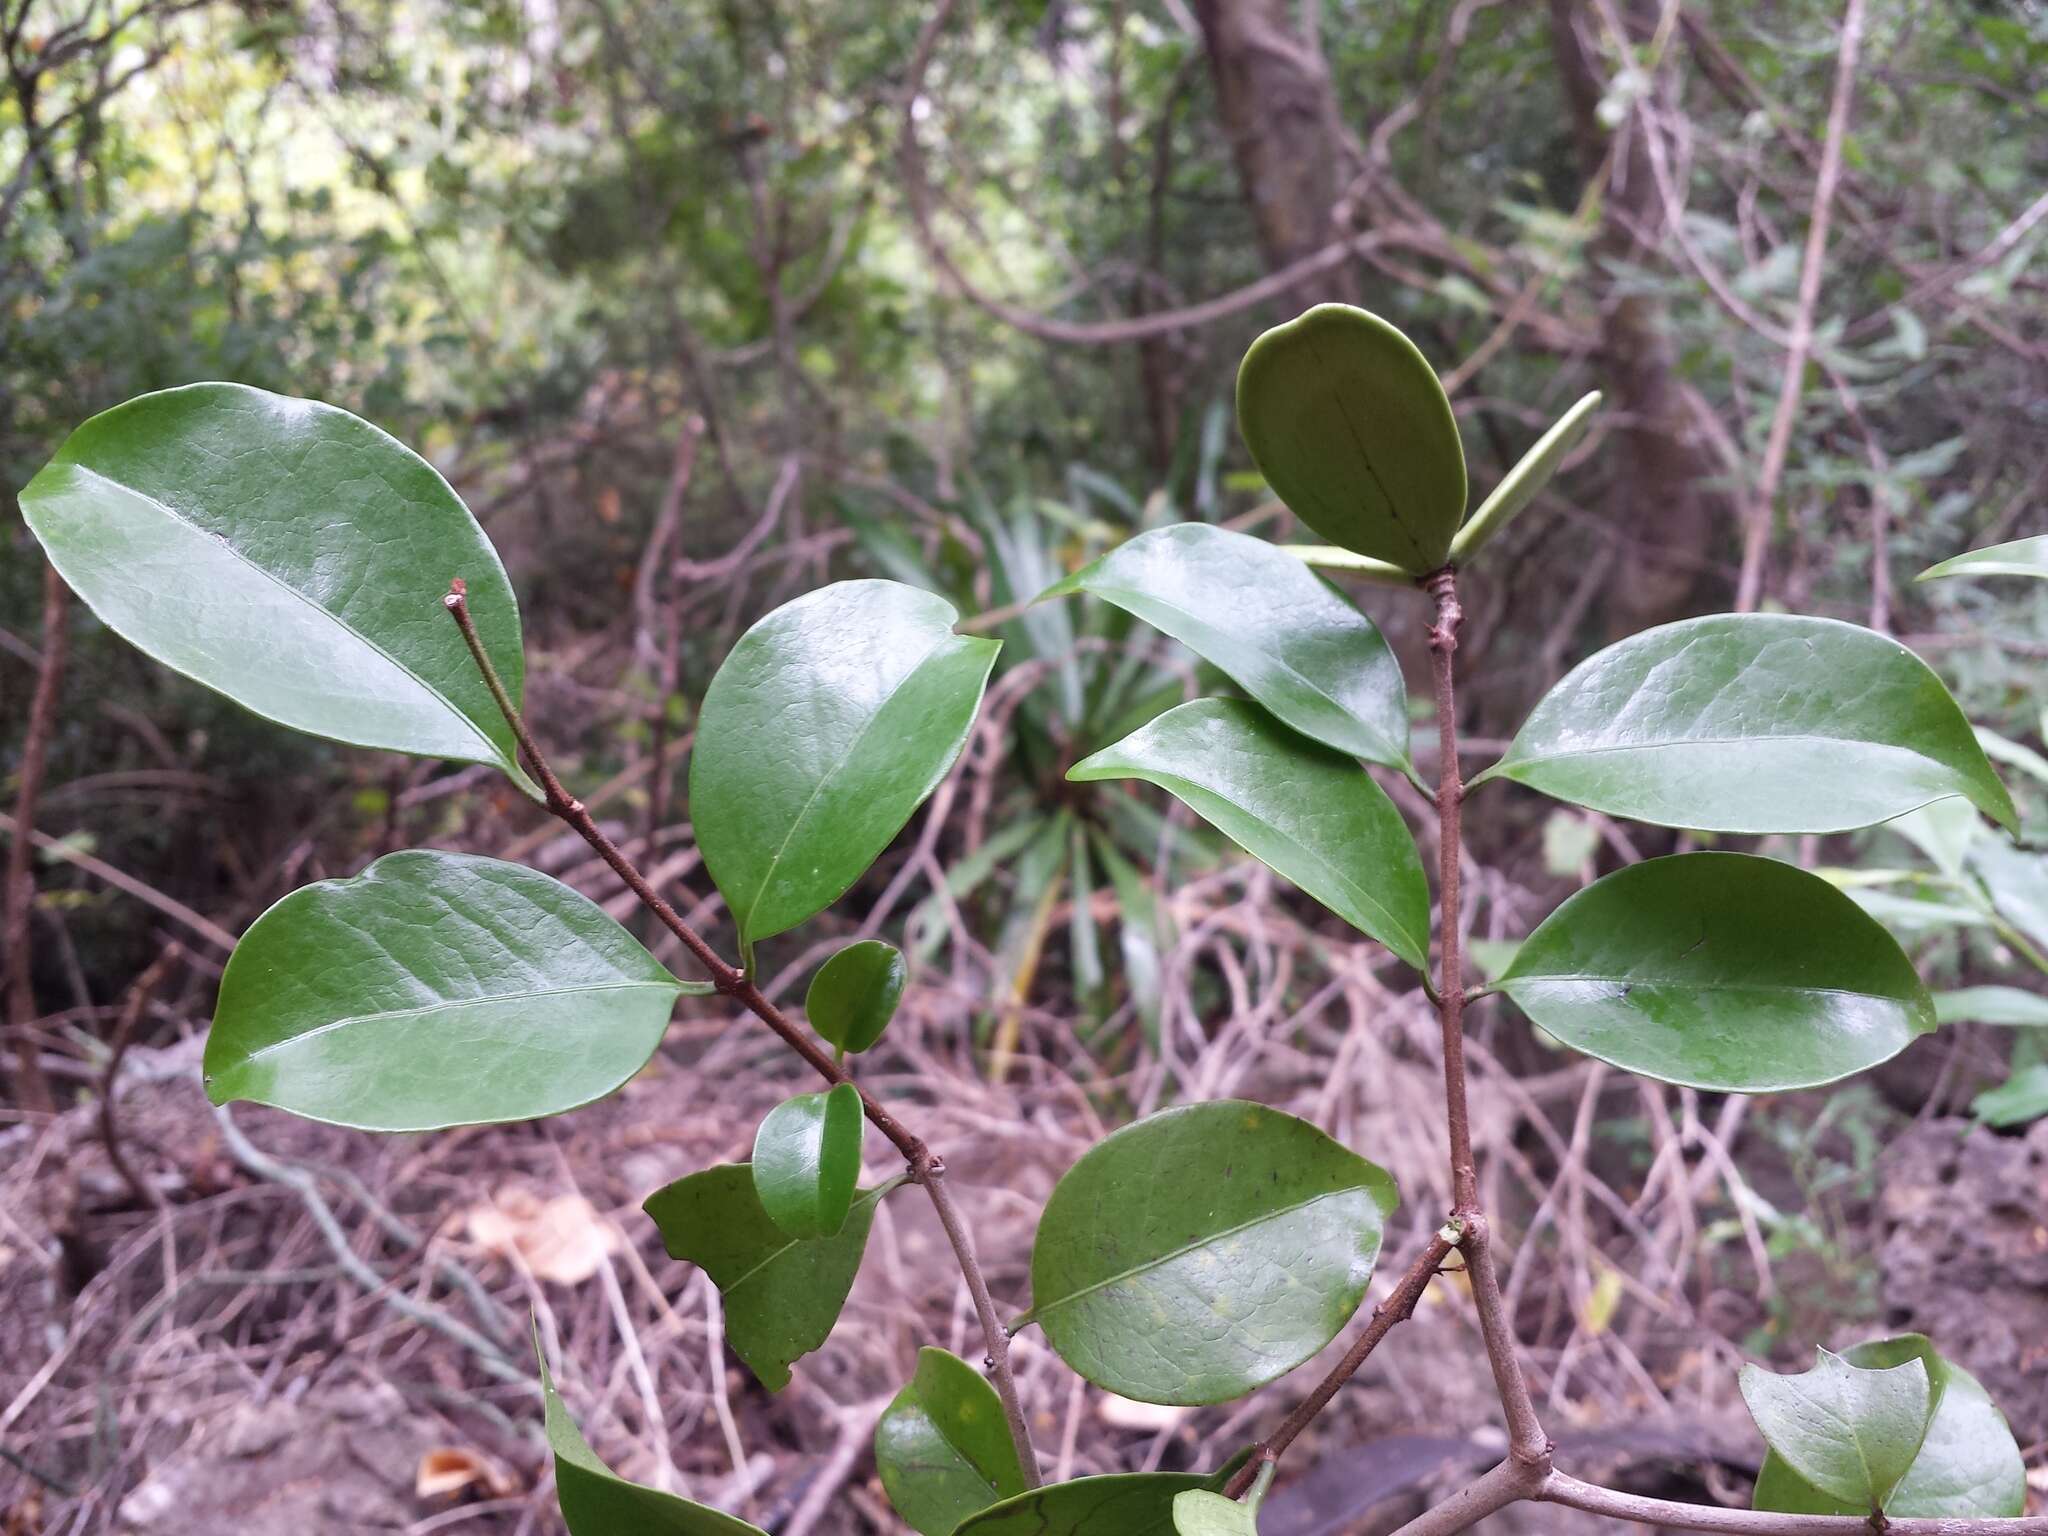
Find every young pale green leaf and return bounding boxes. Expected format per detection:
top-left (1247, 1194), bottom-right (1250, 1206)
top-left (643, 1163), bottom-right (890, 1391)
top-left (1037, 523), bottom-right (1411, 769)
top-left (1070, 700), bottom-right (1429, 969)
top-left (806, 940), bottom-right (907, 1054)
top-left (1917, 535), bottom-right (2048, 583)
top-left (1448, 391), bottom-right (1601, 565)
top-left (1934, 987), bottom-right (2048, 1027)
top-left (954, 1474), bottom-right (1215, 1536)
top-left (1751, 1336), bottom-right (2025, 1520)
top-left (691, 580), bottom-right (1000, 945)
top-left (1236, 305), bottom-right (1467, 575)
top-left (1740, 1348), bottom-right (1934, 1512)
top-left (1025, 1100), bottom-right (1397, 1405)
top-left (539, 1338), bottom-right (767, 1535)
top-left (751, 1083), bottom-right (863, 1240)
top-left (875, 1348), bottom-right (1029, 1536)
top-left (1172, 1492), bottom-right (1256, 1536)
top-left (1493, 853), bottom-right (1937, 1092)
top-left (1968, 839), bottom-right (2048, 955)
top-left (20, 384), bottom-right (538, 795)
top-left (1479, 615), bottom-right (2018, 835)
top-left (207, 851), bottom-right (695, 1131)
top-left (1974, 1064), bottom-right (2048, 1128)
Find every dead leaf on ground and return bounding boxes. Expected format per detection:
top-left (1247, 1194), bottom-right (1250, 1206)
top-left (416, 1446), bottom-right (518, 1501)
top-left (465, 1189), bottom-right (619, 1285)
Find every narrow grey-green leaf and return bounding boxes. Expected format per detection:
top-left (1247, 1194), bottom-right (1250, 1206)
top-left (1274, 546), bottom-right (1414, 588)
top-left (1026, 1100), bottom-right (1398, 1406)
top-left (1968, 839), bottom-right (2048, 954)
top-left (875, 1347), bottom-right (1029, 1536)
top-left (954, 1474), bottom-right (1214, 1536)
top-left (21, 384), bottom-right (537, 794)
top-left (1037, 523), bottom-right (1411, 769)
top-left (1448, 391), bottom-right (1601, 564)
top-left (1918, 536), bottom-right (2048, 583)
top-left (643, 1163), bottom-right (888, 1391)
top-left (207, 851), bottom-right (693, 1131)
top-left (1480, 615), bottom-right (2018, 835)
top-left (1740, 1348), bottom-right (1933, 1511)
top-left (806, 940), bottom-right (907, 1054)
top-left (1494, 853), bottom-right (1937, 1092)
top-left (1934, 987), bottom-right (2048, 1027)
top-left (1070, 700), bottom-right (1429, 969)
top-left (751, 1083), bottom-right (863, 1240)
top-left (1236, 304), bottom-right (1467, 574)
top-left (691, 580), bottom-right (1000, 944)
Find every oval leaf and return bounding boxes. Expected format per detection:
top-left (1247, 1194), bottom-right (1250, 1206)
top-left (1070, 699), bottom-right (1429, 969)
top-left (1480, 614), bottom-right (2017, 835)
top-left (1173, 1491), bottom-right (1258, 1536)
top-left (956, 1474), bottom-right (1213, 1536)
top-left (691, 580), bottom-right (1000, 944)
top-left (643, 1163), bottom-right (890, 1391)
top-left (1752, 1336), bottom-right (2025, 1520)
top-left (1448, 391), bottom-right (1601, 564)
top-left (1026, 1100), bottom-right (1398, 1405)
top-left (751, 1083), bottom-right (863, 1240)
top-left (207, 851), bottom-right (692, 1131)
top-left (1236, 305), bottom-right (1467, 574)
top-left (807, 940), bottom-right (907, 1054)
top-left (20, 384), bottom-right (537, 793)
top-left (1740, 1348), bottom-right (1933, 1512)
top-left (1038, 523), bottom-right (1411, 769)
top-left (1918, 535), bottom-right (2048, 583)
top-left (876, 1347), bottom-right (1030, 1536)
top-left (1495, 853), bottom-right (1937, 1092)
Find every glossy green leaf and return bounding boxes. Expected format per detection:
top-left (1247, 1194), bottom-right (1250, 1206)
top-left (1934, 987), bottom-right (2048, 1027)
top-left (1917, 535), bottom-right (2048, 582)
top-left (875, 1348), bottom-right (1029, 1536)
top-left (20, 384), bottom-right (537, 794)
top-left (207, 851), bottom-right (694, 1131)
top-left (751, 1083), bottom-right (863, 1240)
top-left (1025, 1100), bottom-right (1398, 1405)
top-left (1752, 1336), bottom-right (2025, 1519)
top-left (806, 940), bottom-right (907, 1054)
top-left (1973, 1064), bottom-right (2048, 1127)
top-left (540, 1337), bottom-right (766, 1536)
top-left (1448, 391), bottom-right (1601, 565)
top-left (1236, 305), bottom-right (1467, 574)
top-left (1479, 615), bottom-right (2018, 835)
top-left (691, 580), bottom-right (1000, 944)
top-left (1493, 853), bottom-right (1937, 1092)
top-left (1740, 1347), bottom-right (1933, 1512)
top-left (642, 1163), bottom-right (890, 1391)
top-left (1038, 523), bottom-right (1411, 769)
top-left (1070, 700), bottom-right (1429, 969)
top-left (954, 1474), bottom-right (1215, 1536)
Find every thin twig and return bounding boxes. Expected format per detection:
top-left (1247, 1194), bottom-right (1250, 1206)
top-left (1539, 1471), bottom-right (2048, 1535)
top-left (4, 561), bottom-right (68, 1113)
top-left (1422, 569), bottom-right (1477, 1215)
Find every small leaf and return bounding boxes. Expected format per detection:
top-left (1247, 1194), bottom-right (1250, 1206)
top-left (806, 940), bottom-right (907, 1054)
top-left (1480, 615), bottom-right (2018, 835)
top-left (1934, 987), bottom-right (2048, 1027)
top-left (20, 384), bottom-right (538, 794)
top-left (1752, 1336), bottom-right (2025, 1519)
top-left (539, 1334), bottom-right (768, 1535)
top-left (1448, 391), bottom-right (1601, 564)
top-left (875, 1348), bottom-right (1029, 1536)
top-left (1973, 1065), bottom-right (2048, 1128)
top-left (1969, 840), bottom-right (2048, 954)
top-left (1070, 700), bottom-right (1429, 969)
top-left (1917, 535), bottom-right (2048, 583)
top-left (1172, 1492), bottom-right (1256, 1536)
top-left (1026, 1100), bottom-right (1397, 1405)
top-left (207, 851), bottom-right (695, 1131)
top-left (1274, 546), bottom-right (1414, 587)
top-left (691, 580), bottom-right (1000, 944)
top-left (1038, 523), bottom-right (1412, 769)
top-left (955, 1474), bottom-right (1216, 1536)
top-left (643, 1164), bottom-right (891, 1391)
top-left (1236, 305), bottom-right (1467, 574)
top-left (1493, 853), bottom-right (1937, 1092)
top-left (751, 1083), bottom-right (863, 1239)
top-left (1740, 1347), bottom-right (1933, 1511)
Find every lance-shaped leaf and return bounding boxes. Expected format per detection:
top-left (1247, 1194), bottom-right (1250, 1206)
top-left (1934, 987), bottom-right (2048, 1027)
top-left (540, 1338), bottom-right (767, 1535)
top-left (691, 580), bottom-right (1000, 945)
top-left (643, 1163), bottom-right (892, 1391)
top-left (20, 384), bottom-right (537, 794)
top-left (1492, 853), bottom-right (1937, 1092)
top-left (875, 1348), bottom-right (1029, 1536)
top-left (207, 851), bottom-right (695, 1131)
top-left (1070, 700), bottom-right (1429, 969)
top-left (1740, 1348), bottom-right (1934, 1512)
top-left (751, 1083), bottom-right (863, 1239)
top-left (1037, 523), bottom-right (1411, 769)
top-left (1024, 1100), bottom-right (1398, 1405)
top-left (1752, 1336), bottom-right (2025, 1520)
top-left (1448, 391), bottom-right (1601, 565)
top-left (806, 940), bottom-right (907, 1054)
top-left (1236, 305), bottom-right (1467, 575)
top-left (1918, 535), bottom-right (2048, 583)
top-left (955, 1474), bottom-right (1217, 1536)
top-left (1478, 615), bottom-right (2018, 835)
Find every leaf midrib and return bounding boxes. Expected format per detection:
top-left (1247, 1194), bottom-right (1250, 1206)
top-left (1505, 732), bottom-right (1941, 768)
top-left (726, 1188), bottom-right (884, 1295)
top-left (1501, 975), bottom-right (1915, 1005)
